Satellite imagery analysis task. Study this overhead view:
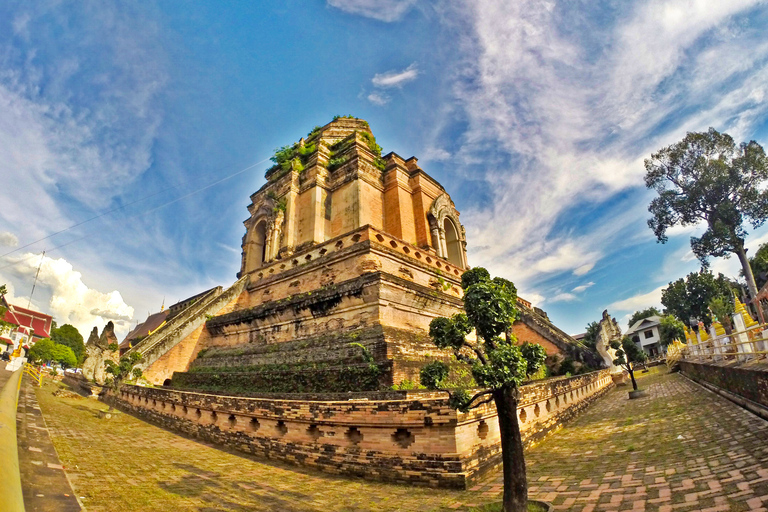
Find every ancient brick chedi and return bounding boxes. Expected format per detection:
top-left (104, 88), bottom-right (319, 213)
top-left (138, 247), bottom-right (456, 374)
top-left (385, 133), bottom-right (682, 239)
top-left (146, 117), bottom-right (471, 389)
top-left (111, 117), bottom-right (611, 488)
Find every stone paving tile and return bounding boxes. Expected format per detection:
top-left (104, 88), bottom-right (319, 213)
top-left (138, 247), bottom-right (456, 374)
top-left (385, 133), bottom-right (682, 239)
top-left (16, 375), bottom-right (82, 511)
top-left (472, 368), bottom-right (768, 511)
top-left (33, 368), bottom-right (768, 511)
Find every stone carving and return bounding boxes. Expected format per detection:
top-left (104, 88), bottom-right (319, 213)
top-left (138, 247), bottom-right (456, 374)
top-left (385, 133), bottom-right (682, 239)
top-left (595, 310), bottom-right (622, 374)
top-left (82, 322), bottom-right (120, 385)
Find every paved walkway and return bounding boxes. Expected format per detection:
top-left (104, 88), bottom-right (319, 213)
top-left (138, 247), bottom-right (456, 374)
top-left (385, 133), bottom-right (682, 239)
top-left (16, 374), bottom-right (81, 511)
top-left (31, 369), bottom-right (768, 511)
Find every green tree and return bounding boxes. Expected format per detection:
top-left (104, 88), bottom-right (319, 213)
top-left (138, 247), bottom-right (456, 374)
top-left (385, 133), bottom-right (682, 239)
top-left (645, 128), bottom-right (768, 320)
top-left (51, 344), bottom-right (77, 369)
top-left (51, 324), bottom-right (85, 365)
top-left (746, 242), bottom-right (768, 290)
top-left (581, 321), bottom-right (600, 350)
top-left (627, 307), bottom-right (662, 328)
top-left (661, 270), bottom-right (733, 331)
top-left (610, 336), bottom-right (648, 391)
top-left (520, 342), bottom-right (547, 379)
top-left (657, 315), bottom-right (686, 347)
top-left (28, 338), bottom-right (56, 363)
top-left (104, 351), bottom-right (143, 412)
top-left (419, 267), bottom-right (545, 512)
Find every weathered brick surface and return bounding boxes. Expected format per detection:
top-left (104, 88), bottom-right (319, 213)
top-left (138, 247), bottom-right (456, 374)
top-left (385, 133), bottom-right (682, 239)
top-left (110, 369), bottom-right (612, 488)
top-left (679, 360), bottom-right (768, 413)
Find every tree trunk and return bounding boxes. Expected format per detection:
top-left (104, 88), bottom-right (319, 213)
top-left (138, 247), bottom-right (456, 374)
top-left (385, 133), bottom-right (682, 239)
top-left (628, 365), bottom-right (638, 390)
top-left (494, 386), bottom-right (527, 512)
top-left (735, 242), bottom-right (765, 324)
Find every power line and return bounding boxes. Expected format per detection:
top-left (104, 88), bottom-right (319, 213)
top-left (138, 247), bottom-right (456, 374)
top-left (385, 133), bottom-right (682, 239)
top-left (1, 157), bottom-right (270, 259)
top-left (0, 157), bottom-right (269, 272)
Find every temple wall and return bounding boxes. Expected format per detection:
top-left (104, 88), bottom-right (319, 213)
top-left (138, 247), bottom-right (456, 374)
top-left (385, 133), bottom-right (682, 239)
top-left (108, 369), bottom-right (613, 488)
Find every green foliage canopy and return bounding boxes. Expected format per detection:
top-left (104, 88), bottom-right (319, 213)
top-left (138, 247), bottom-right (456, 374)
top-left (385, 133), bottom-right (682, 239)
top-left (28, 338), bottom-right (77, 367)
top-left (419, 268), bottom-right (544, 411)
top-left (645, 128), bottom-right (768, 301)
top-left (661, 270), bottom-right (733, 330)
top-left (104, 352), bottom-right (143, 392)
top-left (658, 315), bottom-right (686, 346)
top-left (51, 324), bottom-right (85, 364)
top-left (627, 307), bottom-right (661, 328)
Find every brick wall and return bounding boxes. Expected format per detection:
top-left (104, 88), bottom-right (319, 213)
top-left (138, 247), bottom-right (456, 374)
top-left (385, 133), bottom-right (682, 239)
top-left (679, 361), bottom-right (768, 414)
top-left (109, 369), bottom-right (613, 488)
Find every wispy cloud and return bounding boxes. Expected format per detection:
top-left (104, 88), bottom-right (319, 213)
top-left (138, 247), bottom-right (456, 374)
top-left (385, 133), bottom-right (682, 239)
top-left (572, 282), bottom-right (595, 293)
top-left (551, 292), bottom-right (577, 303)
top-left (609, 285), bottom-right (665, 313)
top-left (327, 0), bottom-right (416, 22)
top-left (372, 63), bottom-right (420, 88)
top-left (366, 63), bottom-right (420, 105)
top-left (438, 0), bottom-right (767, 300)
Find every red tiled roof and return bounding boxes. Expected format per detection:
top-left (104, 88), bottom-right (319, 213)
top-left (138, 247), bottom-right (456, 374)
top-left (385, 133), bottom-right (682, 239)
top-left (1, 300), bottom-right (53, 339)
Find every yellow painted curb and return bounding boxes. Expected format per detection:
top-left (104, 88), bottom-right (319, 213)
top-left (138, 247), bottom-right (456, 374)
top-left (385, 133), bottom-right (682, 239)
top-left (0, 369), bottom-right (25, 512)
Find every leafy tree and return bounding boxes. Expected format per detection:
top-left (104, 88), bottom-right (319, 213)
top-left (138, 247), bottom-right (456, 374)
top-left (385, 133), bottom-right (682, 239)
top-left (645, 128), bottom-right (768, 320)
top-left (627, 307), bottom-right (662, 328)
top-left (581, 321), bottom-right (600, 350)
top-left (520, 342), bottom-right (547, 380)
top-left (28, 338), bottom-right (78, 368)
top-left (104, 352), bottom-right (143, 412)
top-left (658, 315), bottom-right (686, 347)
top-left (661, 270), bottom-right (732, 330)
top-left (746, 242), bottom-right (768, 290)
top-left (419, 267), bottom-right (545, 512)
top-left (610, 336), bottom-right (648, 391)
top-left (51, 344), bottom-right (77, 369)
top-left (51, 324), bottom-right (85, 365)
top-left (28, 338), bottom-right (56, 363)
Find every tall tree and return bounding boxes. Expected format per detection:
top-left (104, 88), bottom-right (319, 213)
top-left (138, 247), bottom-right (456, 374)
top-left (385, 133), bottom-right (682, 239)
top-left (645, 128), bottom-right (768, 320)
top-left (657, 315), bottom-right (686, 347)
top-left (51, 324), bottom-right (86, 365)
top-left (419, 267), bottom-right (546, 512)
top-left (661, 270), bottom-right (733, 331)
top-left (627, 307), bottom-right (661, 328)
top-left (746, 242), bottom-right (768, 290)
top-left (610, 336), bottom-right (648, 391)
top-left (581, 321), bottom-right (600, 350)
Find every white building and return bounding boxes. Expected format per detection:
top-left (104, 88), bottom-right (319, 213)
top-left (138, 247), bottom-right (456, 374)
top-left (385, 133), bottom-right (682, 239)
top-left (625, 316), bottom-right (663, 357)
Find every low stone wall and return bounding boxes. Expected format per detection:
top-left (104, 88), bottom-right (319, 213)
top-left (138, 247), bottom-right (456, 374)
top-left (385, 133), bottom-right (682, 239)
top-left (679, 360), bottom-right (768, 419)
top-left (108, 369), bottom-right (613, 488)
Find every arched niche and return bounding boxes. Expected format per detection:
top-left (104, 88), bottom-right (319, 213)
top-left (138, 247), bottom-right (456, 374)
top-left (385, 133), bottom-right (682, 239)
top-left (443, 217), bottom-right (462, 268)
top-left (245, 220), bottom-right (267, 272)
top-left (428, 193), bottom-right (467, 269)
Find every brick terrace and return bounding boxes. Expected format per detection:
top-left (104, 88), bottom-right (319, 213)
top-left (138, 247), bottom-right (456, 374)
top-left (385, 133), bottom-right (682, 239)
top-left (32, 368), bottom-right (768, 511)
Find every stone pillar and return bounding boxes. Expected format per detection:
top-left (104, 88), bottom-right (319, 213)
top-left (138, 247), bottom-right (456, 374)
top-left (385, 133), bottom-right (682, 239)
top-left (438, 228), bottom-right (447, 259)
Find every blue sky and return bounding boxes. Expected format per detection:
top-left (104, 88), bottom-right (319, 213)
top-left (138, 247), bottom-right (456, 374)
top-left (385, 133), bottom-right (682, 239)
top-left (1, 0), bottom-right (767, 338)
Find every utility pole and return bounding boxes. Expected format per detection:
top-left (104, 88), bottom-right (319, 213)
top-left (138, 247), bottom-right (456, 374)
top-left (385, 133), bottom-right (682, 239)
top-left (28, 251), bottom-right (45, 309)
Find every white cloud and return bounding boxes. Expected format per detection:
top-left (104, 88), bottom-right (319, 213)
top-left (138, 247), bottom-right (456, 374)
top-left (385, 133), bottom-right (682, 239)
top-left (0, 232), bottom-right (18, 247)
top-left (1, 251), bottom-right (134, 338)
top-left (327, 0), bottom-right (416, 22)
top-left (572, 281), bottom-right (595, 293)
top-left (551, 292), bottom-right (577, 303)
top-left (372, 63), bottom-right (420, 88)
top-left (438, 0), bottom-right (767, 297)
top-left (367, 92), bottom-right (390, 106)
top-left (609, 285), bottom-right (665, 313)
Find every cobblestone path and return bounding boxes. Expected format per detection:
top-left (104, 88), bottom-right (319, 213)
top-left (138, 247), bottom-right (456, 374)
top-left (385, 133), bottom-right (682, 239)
top-left (34, 369), bottom-right (768, 511)
top-left (470, 369), bottom-right (768, 511)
